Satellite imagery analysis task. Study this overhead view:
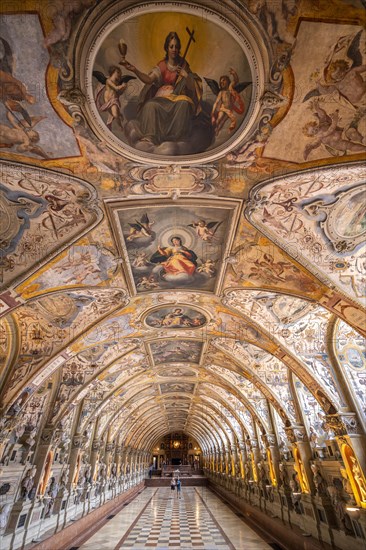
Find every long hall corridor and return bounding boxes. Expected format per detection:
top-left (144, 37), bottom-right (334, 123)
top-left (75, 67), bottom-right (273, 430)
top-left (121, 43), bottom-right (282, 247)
top-left (79, 487), bottom-right (272, 550)
top-left (2, 3), bottom-right (366, 550)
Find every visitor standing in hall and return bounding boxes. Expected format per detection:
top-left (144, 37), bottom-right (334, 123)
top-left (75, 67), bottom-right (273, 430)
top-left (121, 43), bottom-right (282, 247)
top-left (170, 477), bottom-right (176, 496)
top-left (176, 478), bottom-right (182, 499)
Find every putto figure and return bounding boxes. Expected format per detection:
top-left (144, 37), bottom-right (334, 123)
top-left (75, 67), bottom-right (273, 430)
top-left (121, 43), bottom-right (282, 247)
top-left (188, 219), bottom-right (223, 242)
top-left (205, 68), bottom-right (251, 135)
top-left (93, 66), bottom-right (135, 131)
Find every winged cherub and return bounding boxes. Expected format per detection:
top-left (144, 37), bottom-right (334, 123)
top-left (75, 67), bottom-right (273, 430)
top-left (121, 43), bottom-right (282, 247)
top-left (0, 112), bottom-right (49, 158)
top-left (127, 213), bottom-right (155, 241)
top-left (197, 258), bottom-right (216, 277)
top-left (0, 37), bottom-right (36, 127)
top-left (188, 219), bottom-right (223, 242)
top-left (303, 99), bottom-right (366, 160)
top-left (303, 30), bottom-right (366, 109)
top-left (93, 66), bottom-right (135, 131)
top-left (205, 68), bottom-right (251, 135)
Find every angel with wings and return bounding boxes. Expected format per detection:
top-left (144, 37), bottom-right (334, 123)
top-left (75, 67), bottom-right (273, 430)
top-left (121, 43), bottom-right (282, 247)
top-left (93, 66), bottom-right (135, 131)
top-left (0, 111), bottom-right (49, 158)
top-left (188, 219), bottom-right (222, 242)
top-left (205, 68), bottom-right (251, 136)
top-left (303, 30), bottom-right (365, 110)
top-left (126, 213), bottom-right (155, 242)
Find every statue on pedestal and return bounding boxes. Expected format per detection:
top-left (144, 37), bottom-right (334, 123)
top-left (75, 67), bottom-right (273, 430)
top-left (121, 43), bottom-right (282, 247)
top-left (20, 466), bottom-right (36, 500)
top-left (311, 464), bottom-right (328, 496)
top-left (279, 462), bottom-right (290, 489)
top-left (350, 456), bottom-right (366, 502)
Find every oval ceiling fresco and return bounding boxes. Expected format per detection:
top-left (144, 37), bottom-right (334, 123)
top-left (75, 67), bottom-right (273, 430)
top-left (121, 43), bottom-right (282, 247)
top-left (144, 306), bottom-right (207, 329)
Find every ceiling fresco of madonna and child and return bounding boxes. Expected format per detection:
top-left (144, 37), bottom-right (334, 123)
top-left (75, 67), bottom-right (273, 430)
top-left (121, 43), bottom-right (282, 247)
top-left (0, 0), bottom-right (366, 538)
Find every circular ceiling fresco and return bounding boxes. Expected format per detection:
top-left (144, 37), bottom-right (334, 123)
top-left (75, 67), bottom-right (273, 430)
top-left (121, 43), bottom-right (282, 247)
top-left (82, 3), bottom-right (264, 164)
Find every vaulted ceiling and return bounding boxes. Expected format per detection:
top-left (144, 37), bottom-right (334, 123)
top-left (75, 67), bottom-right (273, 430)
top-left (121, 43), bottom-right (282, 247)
top-left (0, 0), bottom-right (365, 454)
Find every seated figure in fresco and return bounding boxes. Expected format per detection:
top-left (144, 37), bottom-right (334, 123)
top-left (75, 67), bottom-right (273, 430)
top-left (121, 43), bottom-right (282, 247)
top-left (161, 308), bottom-right (191, 327)
top-left (122, 31), bottom-right (213, 154)
top-left (150, 236), bottom-right (197, 282)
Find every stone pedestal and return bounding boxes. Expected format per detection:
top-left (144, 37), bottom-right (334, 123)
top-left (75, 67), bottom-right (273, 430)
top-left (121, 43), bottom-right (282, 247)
top-left (313, 494), bottom-right (338, 529)
top-left (53, 488), bottom-right (69, 515)
top-left (5, 499), bottom-right (33, 535)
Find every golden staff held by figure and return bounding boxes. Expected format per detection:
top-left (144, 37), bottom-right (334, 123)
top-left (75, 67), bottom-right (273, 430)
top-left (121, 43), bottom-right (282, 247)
top-left (174, 26), bottom-right (195, 87)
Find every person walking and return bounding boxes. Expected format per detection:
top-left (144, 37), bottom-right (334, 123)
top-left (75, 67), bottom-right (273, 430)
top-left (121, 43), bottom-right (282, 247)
top-left (170, 477), bottom-right (176, 497)
top-left (176, 478), bottom-right (182, 499)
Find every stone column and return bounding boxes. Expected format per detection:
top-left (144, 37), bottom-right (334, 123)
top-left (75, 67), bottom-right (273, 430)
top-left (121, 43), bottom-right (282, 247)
top-left (326, 413), bottom-right (366, 507)
top-left (124, 447), bottom-right (132, 488)
top-left (250, 438), bottom-right (261, 464)
top-left (120, 447), bottom-right (128, 474)
top-left (0, 420), bottom-right (10, 461)
top-left (90, 440), bottom-right (101, 481)
top-left (218, 449), bottom-right (223, 472)
top-left (231, 444), bottom-right (240, 477)
top-left (266, 403), bottom-right (283, 485)
top-left (130, 449), bottom-right (136, 477)
top-left (265, 433), bottom-right (281, 487)
top-left (327, 413), bottom-right (366, 475)
top-left (30, 427), bottom-right (57, 495)
top-left (115, 445), bottom-right (122, 475)
top-left (104, 441), bottom-right (115, 475)
top-left (239, 443), bottom-right (247, 478)
top-left (213, 448), bottom-right (218, 472)
top-left (67, 434), bottom-right (83, 490)
top-left (137, 451), bottom-right (142, 478)
top-left (286, 425), bottom-right (315, 494)
top-left (250, 439), bottom-right (261, 482)
top-left (213, 448), bottom-right (217, 472)
top-left (135, 451), bottom-right (141, 479)
top-left (205, 450), bottom-right (209, 471)
top-left (224, 447), bottom-right (230, 475)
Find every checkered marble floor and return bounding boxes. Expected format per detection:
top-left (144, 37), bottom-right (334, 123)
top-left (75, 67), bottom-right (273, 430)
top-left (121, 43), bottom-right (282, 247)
top-left (116, 487), bottom-right (233, 549)
top-left (79, 487), bottom-right (272, 550)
